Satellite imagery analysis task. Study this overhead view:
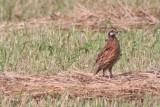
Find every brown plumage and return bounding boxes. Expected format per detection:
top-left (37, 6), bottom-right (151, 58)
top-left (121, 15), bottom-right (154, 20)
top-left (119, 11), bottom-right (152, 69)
top-left (94, 28), bottom-right (121, 78)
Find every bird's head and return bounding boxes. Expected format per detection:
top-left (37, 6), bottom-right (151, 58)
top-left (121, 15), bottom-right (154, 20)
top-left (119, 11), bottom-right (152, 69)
top-left (108, 28), bottom-right (118, 38)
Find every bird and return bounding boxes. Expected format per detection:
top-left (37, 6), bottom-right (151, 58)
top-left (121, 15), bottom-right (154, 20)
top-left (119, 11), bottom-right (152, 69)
top-left (94, 28), bottom-right (121, 78)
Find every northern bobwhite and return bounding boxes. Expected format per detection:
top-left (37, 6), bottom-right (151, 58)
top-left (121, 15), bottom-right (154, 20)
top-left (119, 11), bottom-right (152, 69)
top-left (94, 28), bottom-right (121, 78)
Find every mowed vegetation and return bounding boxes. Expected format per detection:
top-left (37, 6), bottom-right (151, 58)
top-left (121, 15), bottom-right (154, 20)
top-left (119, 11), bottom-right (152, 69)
top-left (0, 0), bottom-right (160, 107)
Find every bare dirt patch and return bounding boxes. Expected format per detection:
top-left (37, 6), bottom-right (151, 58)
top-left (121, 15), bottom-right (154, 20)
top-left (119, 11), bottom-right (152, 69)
top-left (0, 71), bottom-right (160, 100)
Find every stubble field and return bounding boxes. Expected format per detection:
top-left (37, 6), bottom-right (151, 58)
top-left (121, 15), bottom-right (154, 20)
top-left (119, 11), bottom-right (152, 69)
top-left (0, 0), bottom-right (160, 106)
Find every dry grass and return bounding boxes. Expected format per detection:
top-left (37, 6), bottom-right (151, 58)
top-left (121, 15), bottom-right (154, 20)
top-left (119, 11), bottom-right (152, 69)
top-left (1, 71), bottom-right (160, 101)
top-left (55, 3), bottom-right (160, 31)
top-left (0, 3), bottom-right (159, 34)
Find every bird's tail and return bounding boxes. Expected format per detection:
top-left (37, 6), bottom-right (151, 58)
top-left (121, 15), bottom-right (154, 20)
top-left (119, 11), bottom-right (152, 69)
top-left (93, 65), bottom-right (100, 75)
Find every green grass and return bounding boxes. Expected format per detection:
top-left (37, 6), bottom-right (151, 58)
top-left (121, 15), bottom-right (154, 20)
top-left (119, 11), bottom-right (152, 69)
top-left (0, 0), bottom-right (77, 22)
top-left (0, 26), bottom-right (160, 73)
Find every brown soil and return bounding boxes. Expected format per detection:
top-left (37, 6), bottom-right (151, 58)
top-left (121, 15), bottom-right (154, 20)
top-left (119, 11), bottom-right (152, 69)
top-left (1, 71), bottom-right (160, 100)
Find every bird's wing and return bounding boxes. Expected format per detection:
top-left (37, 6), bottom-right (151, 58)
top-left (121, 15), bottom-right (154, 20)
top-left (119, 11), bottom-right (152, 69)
top-left (95, 40), bottom-right (112, 64)
top-left (95, 47), bottom-right (111, 63)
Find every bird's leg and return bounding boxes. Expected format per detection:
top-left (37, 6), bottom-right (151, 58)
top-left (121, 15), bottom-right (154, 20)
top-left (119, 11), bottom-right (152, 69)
top-left (108, 67), bottom-right (113, 79)
top-left (103, 70), bottom-right (106, 77)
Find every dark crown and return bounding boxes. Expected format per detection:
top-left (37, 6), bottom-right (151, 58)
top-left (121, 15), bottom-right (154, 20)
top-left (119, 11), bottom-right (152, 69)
top-left (108, 28), bottom-right (118, 37)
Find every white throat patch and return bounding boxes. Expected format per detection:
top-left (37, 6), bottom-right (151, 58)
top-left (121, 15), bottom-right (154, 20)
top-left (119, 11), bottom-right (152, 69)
top-left (109, 32), bottom-right (114, 36)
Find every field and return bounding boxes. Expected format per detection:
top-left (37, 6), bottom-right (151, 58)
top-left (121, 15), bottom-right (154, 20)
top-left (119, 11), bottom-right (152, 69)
top-left (0, 0), bottom-right (160, 106)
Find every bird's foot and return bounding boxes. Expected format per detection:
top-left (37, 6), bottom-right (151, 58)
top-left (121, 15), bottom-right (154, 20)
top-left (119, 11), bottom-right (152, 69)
top-left (93, 72), bottom-right (97, 76)
top-left (102, 74), bottom-right (105, 77)
top-left (108, 74), bottom-right (113, 79)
